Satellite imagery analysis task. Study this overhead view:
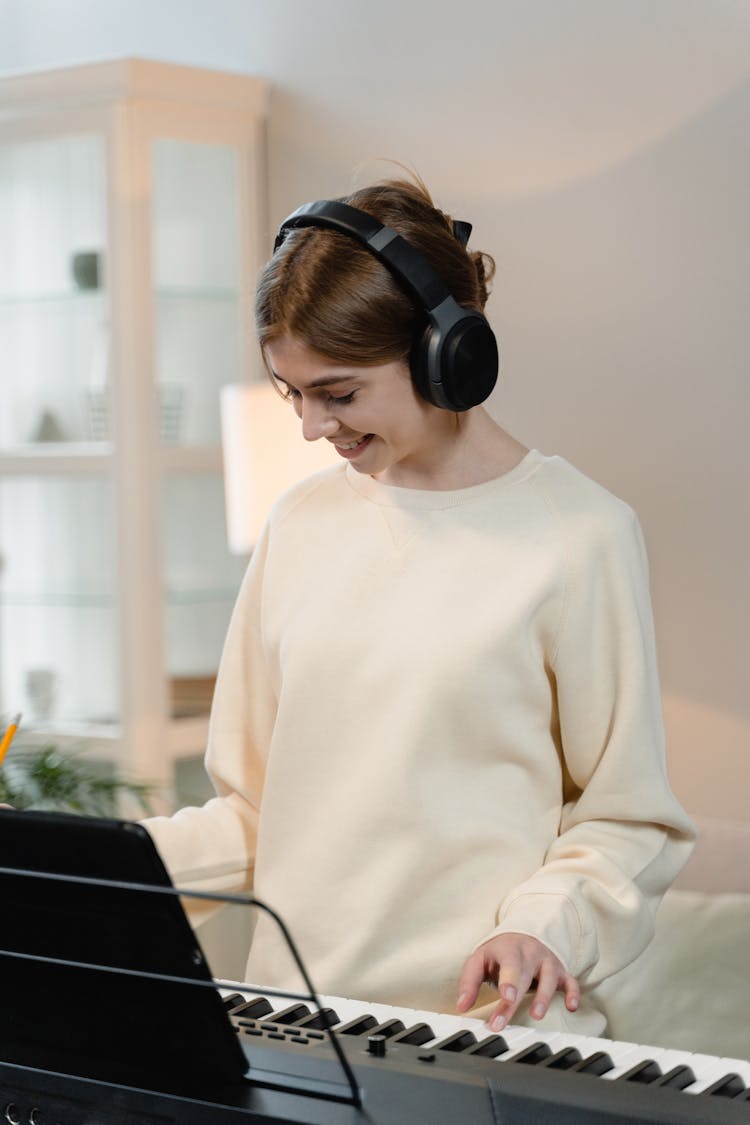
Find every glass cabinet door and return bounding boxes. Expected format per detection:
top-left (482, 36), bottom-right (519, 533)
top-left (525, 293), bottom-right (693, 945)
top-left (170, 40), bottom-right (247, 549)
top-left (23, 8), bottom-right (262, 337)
top-left (0, 131), bottom-right (117, 735)
top-left (152, 139), bottom-right (243, 448)
top-left (0, 475), bottom-right (118, 729)
top-left (152, 138), bottom-right (249, 725)
top-left (0, 133), bottom-right (108, 448)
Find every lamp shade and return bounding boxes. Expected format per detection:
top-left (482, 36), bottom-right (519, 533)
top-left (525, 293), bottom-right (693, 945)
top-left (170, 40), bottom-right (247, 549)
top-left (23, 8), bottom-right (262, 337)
top-left (220, 382), bottom-right (337, 554)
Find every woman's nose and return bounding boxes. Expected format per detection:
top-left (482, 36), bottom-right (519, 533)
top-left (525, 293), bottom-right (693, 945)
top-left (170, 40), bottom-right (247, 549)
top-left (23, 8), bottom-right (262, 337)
top-left (300, 398), bottom-right (338, 442)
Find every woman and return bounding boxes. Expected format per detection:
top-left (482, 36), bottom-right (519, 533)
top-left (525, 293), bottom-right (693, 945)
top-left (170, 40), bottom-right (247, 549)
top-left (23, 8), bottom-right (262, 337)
top-left (145, 175), bottom-right (694, 1036)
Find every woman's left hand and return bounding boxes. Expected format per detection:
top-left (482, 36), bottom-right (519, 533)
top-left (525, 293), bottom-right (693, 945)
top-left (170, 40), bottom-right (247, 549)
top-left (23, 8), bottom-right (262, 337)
top-left (457, 931), bottom-right (580, 1031)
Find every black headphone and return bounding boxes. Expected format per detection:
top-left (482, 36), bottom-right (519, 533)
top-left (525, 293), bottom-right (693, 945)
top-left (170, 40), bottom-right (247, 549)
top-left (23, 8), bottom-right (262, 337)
top-left (273, 200), bottom-right (498, 412)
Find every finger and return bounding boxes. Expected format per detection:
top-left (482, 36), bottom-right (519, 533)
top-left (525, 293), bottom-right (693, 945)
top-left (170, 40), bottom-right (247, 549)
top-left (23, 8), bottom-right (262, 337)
top-left (564, 974), bottom-right (580, 1013)
top-left (457, 948), bottom-right (490, 1013)
top-left (528, 958), bottom-right (560, 1020)
top-left (489, 954), bottom-right (530, 1031)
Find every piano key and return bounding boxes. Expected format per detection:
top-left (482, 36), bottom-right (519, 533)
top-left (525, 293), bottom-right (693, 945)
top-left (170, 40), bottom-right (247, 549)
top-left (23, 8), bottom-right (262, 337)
top-left (617, 1058), bottom-right (663, 1083)
top-left (230, 995), bottom-right (274, 1020)
top-left (681, 1053), bottom-right (750, 1094)
top-left (701, 1072), bottom-right (746, 1098)
top-left (391, 1022), bottom-right (436, 1047)
top-left (466, 1035), bottom-right (509, 1059)
top-left (267, 1003), bottom-right (311, 1024)
top-left (369, 1018), bottom-right (406, 1039)
top-left (220, 992), bottom-right (247, 1012)
top-left (568, 1050), bottom-right (614, 1076)
top-left (538, 1046), bottom-right (583, 1070)
top-left (508, 1041), bottom-right (553, 1065)
top-left (334, 1013), bottom-right (379, 1036)
top-left (432, 1029), bottom-right (478, 1053)
top-left (294, 1006), bottom-right (339, 1030)
top-left (655, 1066), bottom-right (697, 1090)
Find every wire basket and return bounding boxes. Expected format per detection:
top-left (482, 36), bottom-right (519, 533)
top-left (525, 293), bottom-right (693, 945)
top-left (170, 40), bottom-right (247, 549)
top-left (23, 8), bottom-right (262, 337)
top-left (86, 384), bottom-right (185, 443)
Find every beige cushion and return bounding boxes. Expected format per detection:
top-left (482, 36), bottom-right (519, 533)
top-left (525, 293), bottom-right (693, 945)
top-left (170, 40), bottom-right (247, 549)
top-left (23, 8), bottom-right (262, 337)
top-left (593, 889), bottom-right (750, 1060)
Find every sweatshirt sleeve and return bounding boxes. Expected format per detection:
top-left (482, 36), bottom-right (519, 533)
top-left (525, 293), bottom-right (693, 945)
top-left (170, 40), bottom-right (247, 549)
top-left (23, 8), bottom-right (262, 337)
top-left (485, 498), bottom-right (695, 986)
top-left (143, 523), bottom-right (277, 926)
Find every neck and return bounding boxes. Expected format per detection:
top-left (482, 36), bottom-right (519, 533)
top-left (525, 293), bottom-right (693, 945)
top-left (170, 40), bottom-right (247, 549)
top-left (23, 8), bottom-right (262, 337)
top-left (375, 408), bottom-right (529, 490)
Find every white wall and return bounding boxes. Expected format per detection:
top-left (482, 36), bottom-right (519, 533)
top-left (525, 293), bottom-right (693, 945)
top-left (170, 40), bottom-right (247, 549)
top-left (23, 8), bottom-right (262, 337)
top-left (2, 0), bottom-right (748, 821)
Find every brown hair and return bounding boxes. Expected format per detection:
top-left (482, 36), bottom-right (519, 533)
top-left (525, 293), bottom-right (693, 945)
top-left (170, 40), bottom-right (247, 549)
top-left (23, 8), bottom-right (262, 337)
top-left (255, 175), bottom-right (495, 368)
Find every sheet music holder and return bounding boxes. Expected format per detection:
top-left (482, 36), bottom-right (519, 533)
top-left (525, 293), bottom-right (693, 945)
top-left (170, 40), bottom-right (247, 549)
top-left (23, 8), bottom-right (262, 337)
top-left (0, 808), bottom-right (252, 1096)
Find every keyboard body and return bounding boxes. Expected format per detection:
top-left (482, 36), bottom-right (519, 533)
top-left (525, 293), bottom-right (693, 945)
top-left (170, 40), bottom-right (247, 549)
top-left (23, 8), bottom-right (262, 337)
top-left (2, 988), bottom-right (749, 1124)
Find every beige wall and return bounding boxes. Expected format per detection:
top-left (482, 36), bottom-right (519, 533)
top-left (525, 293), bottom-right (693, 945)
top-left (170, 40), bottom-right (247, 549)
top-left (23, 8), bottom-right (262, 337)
top-left (4, 0), bottom-right (748, 820)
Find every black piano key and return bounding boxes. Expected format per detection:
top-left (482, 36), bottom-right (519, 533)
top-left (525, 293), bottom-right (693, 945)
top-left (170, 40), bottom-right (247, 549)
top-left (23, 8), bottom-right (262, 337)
top-left (221, 992), bottom-right (246, 1012)
top-left (618, 1059), bottom-right (663, 1084)
top-left (466, 1035), bottom-right (509, 1059)
top-left (702, 1073), bottom-right (747, 1098)
top-left (370, 1018), bottom-right (406, 1039)
top-left (392, 1022), bottom-right (436, 1046)
top-left (335, 1014), bottom-right (379, 1036)
top-left (568, 1051), bottom-right (614, 1076)
top-left (294, 1007), bottom-right (340, 1030)
top-left (434, 1030), bottom-right (478, 1053)
top-left (654, 1066), bottom-right (696, 1090)
top-left (231, 996), bottom-right (274, 1019)
top-left (539, 1046), bottom-right (583, 1070)
top-left (268, 1003), bottom-right (311, 1025)
top-left (508, 1041), bottom-right (553, 1066)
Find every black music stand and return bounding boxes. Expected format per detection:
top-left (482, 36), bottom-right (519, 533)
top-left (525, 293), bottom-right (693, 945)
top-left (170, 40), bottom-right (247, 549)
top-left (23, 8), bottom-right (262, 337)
top-left (0, 808), bottom-right (248, 1096)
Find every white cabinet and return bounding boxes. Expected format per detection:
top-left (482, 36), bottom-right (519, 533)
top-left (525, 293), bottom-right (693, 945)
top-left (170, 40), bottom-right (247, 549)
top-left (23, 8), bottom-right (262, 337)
top-left (0, 60), bottom-right (268, 798)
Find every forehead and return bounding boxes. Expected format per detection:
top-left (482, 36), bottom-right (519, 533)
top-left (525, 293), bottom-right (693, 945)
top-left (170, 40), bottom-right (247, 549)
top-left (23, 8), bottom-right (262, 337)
top-left (266, 335), bottom-right (350, 381)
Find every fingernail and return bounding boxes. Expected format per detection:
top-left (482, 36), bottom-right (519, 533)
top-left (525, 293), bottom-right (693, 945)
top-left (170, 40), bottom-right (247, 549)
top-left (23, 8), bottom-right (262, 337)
top-left (531, 1002), bottom-right (545, 1019)
top-left (491, 1015), bottom-right (507, 1032)
top-left (568, 996), bottom-right (578, 1010)
top-left (500, 984), bottom-right (517, 1003)
top-left (457, 992), bottom-right (467, 1009)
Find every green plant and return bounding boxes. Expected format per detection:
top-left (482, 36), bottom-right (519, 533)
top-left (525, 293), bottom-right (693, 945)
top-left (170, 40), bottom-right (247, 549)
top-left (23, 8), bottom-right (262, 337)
top-left (0, 743), bottom-right (155, 817)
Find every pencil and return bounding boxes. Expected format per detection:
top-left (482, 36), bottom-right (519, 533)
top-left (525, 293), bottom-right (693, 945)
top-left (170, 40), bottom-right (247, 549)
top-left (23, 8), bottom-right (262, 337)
top-left (0, 712), bottom-right (21, 766)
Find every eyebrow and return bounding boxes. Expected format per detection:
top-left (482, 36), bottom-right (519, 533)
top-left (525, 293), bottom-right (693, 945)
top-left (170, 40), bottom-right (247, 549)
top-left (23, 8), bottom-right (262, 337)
top-left (272, 373), bottom-right (357, 392)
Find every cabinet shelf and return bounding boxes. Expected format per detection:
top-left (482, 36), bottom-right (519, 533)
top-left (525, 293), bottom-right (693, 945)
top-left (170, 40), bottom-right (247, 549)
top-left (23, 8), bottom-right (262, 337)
top-left (0, 587), bottom-right (239, 608)
top-left (0, 287), bottom-right (240, 308)
top-left (0, 444), bottom-right (112, 472)
top-left (0, 289), bottom-right (105, 308)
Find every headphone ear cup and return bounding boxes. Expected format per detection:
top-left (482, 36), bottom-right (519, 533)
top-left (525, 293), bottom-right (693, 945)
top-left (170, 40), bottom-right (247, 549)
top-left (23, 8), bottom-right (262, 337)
top-left (440, 318), bottom-right (499, 411)
top-left (410, 315), bottom-right (499, 412)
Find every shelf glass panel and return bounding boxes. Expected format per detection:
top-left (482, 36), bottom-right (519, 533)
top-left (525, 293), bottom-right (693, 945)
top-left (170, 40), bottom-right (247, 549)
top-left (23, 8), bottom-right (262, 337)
top-left (0, 475), bottom-right (119, 727)
top-left (0, 133), bottom-right (108, 448)
top-left (152, 139), bottom-right (243, 447)
top-left (162, 472), bottom-right (245, 682)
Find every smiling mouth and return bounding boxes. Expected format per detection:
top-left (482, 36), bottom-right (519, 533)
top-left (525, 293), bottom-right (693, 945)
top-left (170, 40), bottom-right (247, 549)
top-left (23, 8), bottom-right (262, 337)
top-left (334, 434), bottom-right (373, 453)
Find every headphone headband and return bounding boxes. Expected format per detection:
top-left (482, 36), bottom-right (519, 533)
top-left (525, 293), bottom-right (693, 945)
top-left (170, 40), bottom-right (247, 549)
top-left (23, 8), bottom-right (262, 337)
top-left (275, 200), bottom-right (452, 313)
top-left (273, 199), bottom-right (498, 411)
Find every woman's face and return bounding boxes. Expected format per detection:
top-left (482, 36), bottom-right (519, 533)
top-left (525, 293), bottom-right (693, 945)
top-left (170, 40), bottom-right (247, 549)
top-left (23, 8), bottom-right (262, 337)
top-left (265, 334), bottom-right (457, 487)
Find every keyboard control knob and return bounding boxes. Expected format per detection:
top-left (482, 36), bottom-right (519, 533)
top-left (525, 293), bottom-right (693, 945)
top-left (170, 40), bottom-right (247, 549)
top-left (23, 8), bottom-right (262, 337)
top-left (367, 1034), bottom-right (387, 1057)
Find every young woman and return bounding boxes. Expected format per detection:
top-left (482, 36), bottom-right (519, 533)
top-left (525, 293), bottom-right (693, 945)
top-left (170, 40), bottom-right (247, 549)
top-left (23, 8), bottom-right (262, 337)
top-left (145, 176), bottom-right (694, 1036)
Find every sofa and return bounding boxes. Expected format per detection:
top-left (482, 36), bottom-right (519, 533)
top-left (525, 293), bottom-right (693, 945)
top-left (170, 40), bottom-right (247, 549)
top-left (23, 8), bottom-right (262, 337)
top-left (593, 816), bottom-right (750, 1061)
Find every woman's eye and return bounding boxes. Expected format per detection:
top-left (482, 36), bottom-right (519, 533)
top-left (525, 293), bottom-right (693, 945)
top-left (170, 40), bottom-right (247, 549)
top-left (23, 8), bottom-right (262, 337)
top-left (328, 391), bottom-right (355, 405)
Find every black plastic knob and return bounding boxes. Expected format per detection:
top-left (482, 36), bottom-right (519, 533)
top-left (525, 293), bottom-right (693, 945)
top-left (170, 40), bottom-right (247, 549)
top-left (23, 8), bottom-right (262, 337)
top-left (367, 1034), bottom-right (387, 1057)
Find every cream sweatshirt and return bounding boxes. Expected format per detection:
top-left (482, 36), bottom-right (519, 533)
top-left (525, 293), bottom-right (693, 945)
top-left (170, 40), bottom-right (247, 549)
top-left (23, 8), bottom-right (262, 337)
top-left (145, 449), bottom-right (694, 1032)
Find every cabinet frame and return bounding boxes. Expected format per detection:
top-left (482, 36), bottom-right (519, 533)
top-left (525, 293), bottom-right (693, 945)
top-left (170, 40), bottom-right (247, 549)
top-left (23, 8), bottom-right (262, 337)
top-left (0, 60), bottom-right (269, 795)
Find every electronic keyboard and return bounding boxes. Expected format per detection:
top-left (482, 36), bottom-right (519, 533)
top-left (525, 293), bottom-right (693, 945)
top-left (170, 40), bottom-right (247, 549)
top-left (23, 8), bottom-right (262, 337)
top-left (3, 809), bottom-right (748, 1124)
top-left (222, 985), bottom-right (750, 1111)
top-left (223, 985), bottom-right (750, 1097)
top-left (4, 984), bottom-right (750, 1124)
